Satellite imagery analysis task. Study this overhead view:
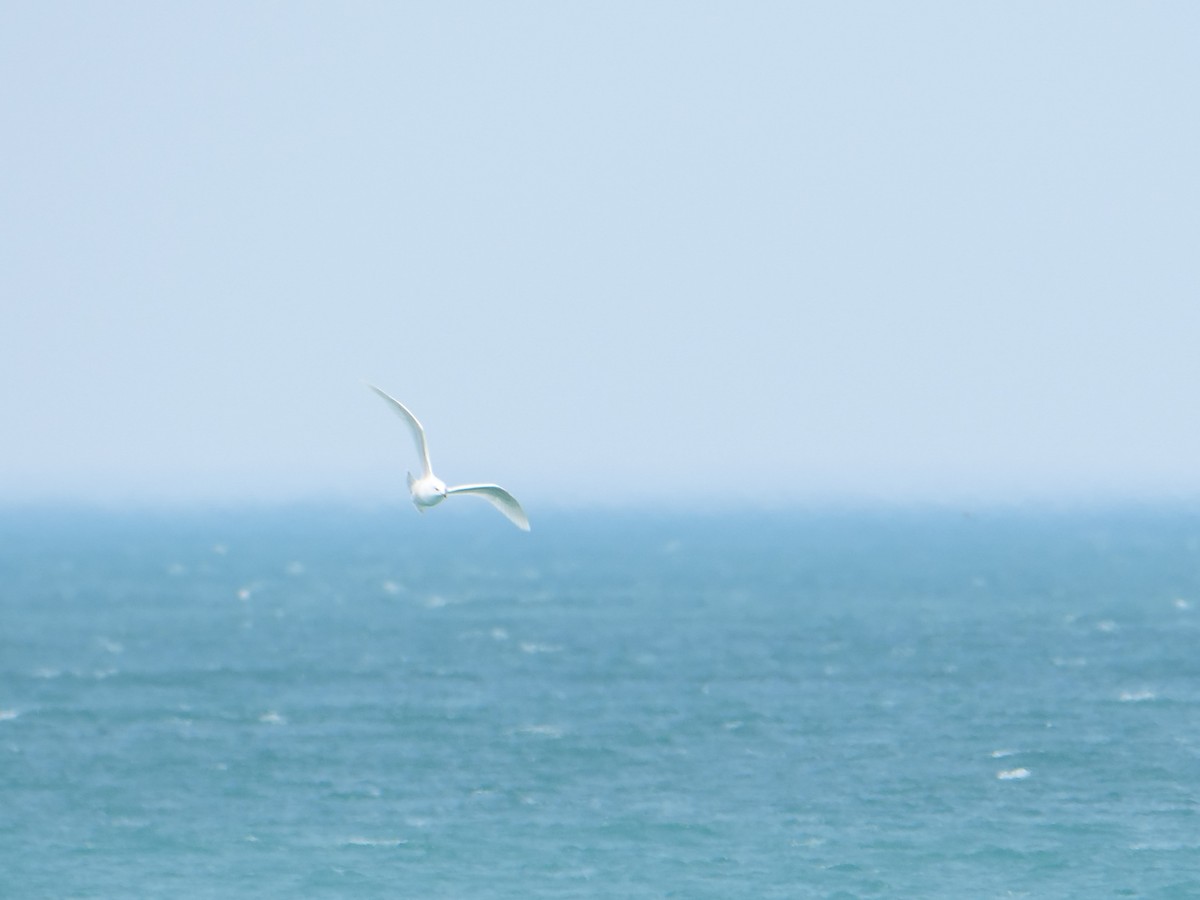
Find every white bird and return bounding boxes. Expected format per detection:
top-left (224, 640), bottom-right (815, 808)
top-left (368, 384), bottom-right (530, 531)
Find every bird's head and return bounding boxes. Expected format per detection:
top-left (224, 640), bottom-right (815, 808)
top-left (411, 475), bottom-right (449, 507)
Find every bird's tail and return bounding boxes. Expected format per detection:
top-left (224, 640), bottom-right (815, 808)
top-left (406, 471), bottom-right (425, 512)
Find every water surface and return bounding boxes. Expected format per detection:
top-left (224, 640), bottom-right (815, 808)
top-left (2, 506), bottom-right (1199, 897)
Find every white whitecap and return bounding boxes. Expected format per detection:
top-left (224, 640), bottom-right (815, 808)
top-left (996, 767), bottom-right (1031, 780)
top-left (519, 641), bottom-right (562, 654)
top-left (340, 837), bottom-right (407, 847)
top-left (1118, 690), bottom-right (1156, 703)
top-left (514, 724), bottom-right (563, 738)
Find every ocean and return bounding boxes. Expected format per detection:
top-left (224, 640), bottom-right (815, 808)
top-left (2, 505), bottom-right (1199, 898)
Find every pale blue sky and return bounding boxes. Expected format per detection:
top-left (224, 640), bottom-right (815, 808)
top-left (2, 3), bottom-right (1198, 507)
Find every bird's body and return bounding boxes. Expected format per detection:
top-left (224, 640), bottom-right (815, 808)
top-left (370, 385), bottom-right (530, 531)
top-left (407, 471), bottom-right (448, 508)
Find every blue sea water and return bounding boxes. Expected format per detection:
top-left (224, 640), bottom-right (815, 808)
top-left (2, 505), bottom-right (1200, 898)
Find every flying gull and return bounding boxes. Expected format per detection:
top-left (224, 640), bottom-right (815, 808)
top-left (369, 384), bottom-right (530, 531)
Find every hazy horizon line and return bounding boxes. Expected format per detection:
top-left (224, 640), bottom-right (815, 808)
top-left (5, 490), bottom-right (1200, 517)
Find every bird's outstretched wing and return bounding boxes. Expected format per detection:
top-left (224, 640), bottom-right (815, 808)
top-left (446, 483), bottom-right (530, 531)
top-left (368, 384), bottom-right (433, 477)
